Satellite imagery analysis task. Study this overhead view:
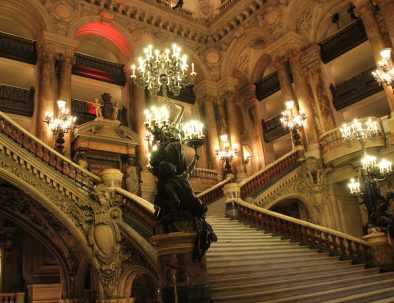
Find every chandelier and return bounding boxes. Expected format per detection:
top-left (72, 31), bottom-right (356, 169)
top-left (372, 48), bottom-right (394, 89)
top-left (341, 116), bottom-right (394, 235)
top-left (280, 100), bottom-right (306, 146)
top-left (215, 134), bottom-right (238, 175)
top-left (130, 44), bottom-right (196, 97)
top-left (340, 118), bottom-right (379, 148)
top-left (44, 100), bottom-right (77, 154)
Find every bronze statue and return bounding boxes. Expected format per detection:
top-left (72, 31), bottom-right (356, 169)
top-left (149, 125), bottom-right (216, 259)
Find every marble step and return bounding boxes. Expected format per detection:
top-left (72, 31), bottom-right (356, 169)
top-left (211, 272), bottom-right (394, 298)
top-left (207, 250), bottom-right (321, 260)
top-left (256, 278), bottom-right (394, 303)
top-left (208, 266), bottom-right (376, 287)
top-left (212, 276), bottom-right (394, 303)
top-left (208, 259), bottom-right (353, 277)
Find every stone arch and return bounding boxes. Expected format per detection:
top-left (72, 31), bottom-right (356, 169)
top-left (251, 53), bottom-right (273, 84)
top-left (0, 167), bottom-right (96, 276)
top-left (0, 0), bottom-right (53, 38)
top-left (313, 0), bottom-right (353, 44)
top-left (68, 16), bottom-right (134, 63)
top-left (117, 265), bottom-right (158, 298)
top-left (221, 27), bottom-right (272, 81)
top-left (266, 193), bottom-right (313, 222)
top-left (0, 182), bottom-right (90, 298)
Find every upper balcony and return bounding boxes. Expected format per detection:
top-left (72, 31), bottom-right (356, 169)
top-left (319, 19), bottom-right (368, 64)
top-left (0, 31), bottom-right (37, 65)
top-left (0, 84), bottom-right (34, 117)
top-left (329, 66), bottom-right (383, 110)
top-left (262, 113), bottom-right (288, 143)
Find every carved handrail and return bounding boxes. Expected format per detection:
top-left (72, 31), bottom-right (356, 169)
top-left (232, 198), bottom-right (370, 263)
top-left (196, 174), bottom-right (234, 204)
top-left (0, 111), bottom-right (101, 189)
top-left (115, 188), bottom-right (156, 237)
top-left (239, 147), bottom-right (304, 199)
top-left (0, 31), bottom-right (37, 64)
top-left (190, 168), bottom-right (219, 181)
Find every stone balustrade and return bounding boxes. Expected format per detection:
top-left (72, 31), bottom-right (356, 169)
top-left (190, 168), bottom-right (219, 181)
top-left (0, 293), bottom-right (24, 303)
top-left (232, 198), bottom-right (371, 264)
top-left (239, 147), bottom-right (304, 199)
top-left (319, 117), bottom-right (386, 166)
top-left (0, 112), bottom-right (100, 191)
top-left (196, 174), bottom-right (234, 205)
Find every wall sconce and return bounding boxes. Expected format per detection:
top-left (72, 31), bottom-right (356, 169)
top-left (243, 150), bottom-right (252, 165)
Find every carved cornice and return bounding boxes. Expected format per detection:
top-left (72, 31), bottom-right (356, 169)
top-left (218, 76), bottom-right (239, 96)
top-left (194, 79), bottom-right (219, 100)
top-left (266, 32), bottom-right (306, 59)
top-left (82, 0), bottom-right (264, 45)
top-left (301, 44), bottom-right (321, 71)
top-left (38, 31), bottom-right (80, 57)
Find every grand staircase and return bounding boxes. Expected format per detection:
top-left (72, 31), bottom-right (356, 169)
top-left (206, 200), bottom-right (394, 303)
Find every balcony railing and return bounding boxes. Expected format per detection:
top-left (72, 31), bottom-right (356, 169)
top-left (262, 113), bottom-right (288, 142)
top-left (71, 98), bottom-right (97, 125)
top-left (330, 66), bottom-right (383, 110)
top-left (320, 19), bottom-right (368, 64)
top-left (255, 72), bottom-right (280, 101)
top-left (0, 84), bottom-right (34, 117)
top-left (319, 116), bottom-right (385, 166)
top-left (0, 31), bottom-right (37, 64)
top-left (73, 53), bottom-right (126, 86)
top-left (196, 174), bottom-right (234, 205)
top-left (239, 147), bottom-right (304, 199)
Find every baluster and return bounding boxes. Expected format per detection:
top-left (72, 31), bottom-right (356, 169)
top-left (50, 152), bottom-right (56, 167)
top-left (43, 149), bottom-right (50, 163)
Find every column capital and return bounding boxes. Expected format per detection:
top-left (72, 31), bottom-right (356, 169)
top-left (218, 76), bottom-right (239, 96)
top-left (267, 32), bottom-right (305, 59)
top-left (194, 79), bottom-right (219, 99)
top-left (302, 45), bottom-right (322, 72)
top-left (38, 31), bottom-right (79, 58)
top-left (239, 84), bottom-right (256, 100)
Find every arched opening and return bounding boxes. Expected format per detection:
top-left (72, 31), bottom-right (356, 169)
top-left (131, 273), bottom-right (158, 303)
top-left (0, 180), bottom-right (96, 300)
top-left (269, 198), bottom-right (310, 221)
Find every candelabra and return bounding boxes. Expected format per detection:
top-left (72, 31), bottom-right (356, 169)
top-left (340, 118), bottom-right (393, 235)
top-left (215, 134), bottom-right (238, 175)
top-left (340, 118), bottom-right (379, 148)
top-left (130, 43), bottom-right (196, 98)
top-left (280, 100), bottom-right (307, 146)
top-left (372, 48), bottom-right (394, 89)
top-left (44, 100), bottom-right (77, 154)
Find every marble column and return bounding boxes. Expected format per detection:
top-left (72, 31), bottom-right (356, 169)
top-left (202, 96), bottom-right (220, 171)
top-left (304, 46), bottom-right (336, 135)
top-left (352, 0), bottom-right (394, 112)
top-left (374, 0), bottom-right (394, 48)
top-left (36, 49), bottom-right (56, 146)
top-left (272, 56), bottom-right (296, 105)
top-left (288, 49), bottom-right (319, 153)
top-left (223, 90), bottom-right (247, 179)
top-left (215, 99), bottom-right (228, 136)
top-left (58, 54), bottom-right (74, 157)
top-left (242, 84), bottom-right (269, 170)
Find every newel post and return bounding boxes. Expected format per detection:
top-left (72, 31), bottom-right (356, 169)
top-left (223, 182), bottom-right (241, 218)
top-left (364, 231), bottom-right (394, 271)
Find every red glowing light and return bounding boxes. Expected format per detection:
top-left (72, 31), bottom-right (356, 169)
top-left (75, 22), bottom-right (132, 59)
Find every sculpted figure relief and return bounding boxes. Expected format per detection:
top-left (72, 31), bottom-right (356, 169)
top-left (88, 184), bottom-right (122, 297)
